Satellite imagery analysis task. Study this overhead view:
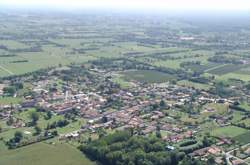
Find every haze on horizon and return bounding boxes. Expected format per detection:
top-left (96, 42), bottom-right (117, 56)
top-left (1, 0), bottom-right (250, 11)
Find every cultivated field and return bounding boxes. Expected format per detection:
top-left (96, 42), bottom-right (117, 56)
top-left (0, 142), bottom-right (96, 165)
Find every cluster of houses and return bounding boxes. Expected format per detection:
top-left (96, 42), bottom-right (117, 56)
top-left (1, 67), bottom-right (250, 164)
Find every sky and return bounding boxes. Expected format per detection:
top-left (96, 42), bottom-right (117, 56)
top-left (1, 0), bottom-right (250, 11)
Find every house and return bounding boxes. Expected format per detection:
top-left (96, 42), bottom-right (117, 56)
top-left (207, 146), bottom-right (221, 156)
top-left (244, 147), bottom-right (250, 155)
top-left (231, 159), bottom-right (244, 165)
top-left (21, 100), bottom-right (37, 108)
top-left (0, 84), bottom-right (5, 96)
top-left (166, 145), bottom-right (175, 151)
top-left (190, 147), bottom-right (209, 157)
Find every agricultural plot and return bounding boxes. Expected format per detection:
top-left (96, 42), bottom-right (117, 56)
top-left (12, 108), bottom-right (85, 134)
top-left (233, 131), bottom-right (250, 144)
top-left (211, 126), bottom-right (248, 138)
top-left (184, 63), bottom-right (220, 73)
top-left (217, 73), bottom-right (250, 82)
top-left (0, 40), bottom-right (31, 50)
top-left (122, 70), bottom-right (177, 83)
top-left (0, 97), bottom-right (23, 105)
top-left (0, 52), bottom-right (96, 77)
top-left (0, 142), bottom-right (95, 165)
top-left (177, 80), bottom-right (211, 90)
top-left (207, 64), bottom-right (247, 75)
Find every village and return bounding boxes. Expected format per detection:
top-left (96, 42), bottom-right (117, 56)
top-left (0, 64), bottom-right (250, 165)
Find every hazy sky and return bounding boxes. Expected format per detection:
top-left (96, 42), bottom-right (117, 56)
top-left (1, 0), bottom-right (250, 11)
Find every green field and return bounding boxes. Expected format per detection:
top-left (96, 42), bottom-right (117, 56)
top-left (177, 80), bottom-right (211, 90)
top-left (122, 70), bottom-right (176, 83)
top-left (0, 142), bottom-right (95, 165)
top-left (12, 108), bottom-right (85, 134)
top-left (207, 64), bottom-right (247, 75)
top-left (0, 97), bottom-right (23, 105)
top-left (211, 126), bottom-right (248, 138)
top-left (233, 131), bottom-right (250, 144)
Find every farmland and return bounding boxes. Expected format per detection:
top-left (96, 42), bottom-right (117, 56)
top-left (1, 9), bottom-right (250, 165)
top-left (0, 12), bottom-right (250, 84)
top-left (211, 126), bottom-right (248, 138)
top-left (233, 131), bottom-right (250, 144)
top-left (0, 142), bottom-right (95, 165)
top-left (122, 70), bottom-right (176, 83)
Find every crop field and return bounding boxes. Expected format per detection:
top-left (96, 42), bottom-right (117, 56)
top-left (217, 73), bottom-right (250, 82)
top-left (184, 63), bottom-right (220, 73)
top-left (211, 126), bottom-right (248, 138)
top-left (177, 80), bottom-right (211, 90)
top-left (122, 70), bottom-right (176, 83)
top-left (207, 64), bottom-right (247, 75)
top-left (233, 131), bottom-right (250, 144)
top-left (237, 119), bottom-right (250, 127)
top-left (0, 142), bottom-right (95, 165)
top-left (0, 13), bottom-right (250, 84)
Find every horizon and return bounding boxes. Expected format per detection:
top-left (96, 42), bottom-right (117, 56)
top-left (1, 0), bottom-right (250, 12)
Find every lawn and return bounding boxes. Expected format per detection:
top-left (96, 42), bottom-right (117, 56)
top-left (13, 109), bottom-right (85, 134)
top-left (0, 142), bottom-right (96, 165)
top-left (177, 80), bottom-right (211, 90)
top-left (211, 126), bottom-right (248, 138)
top-left (0, 97), bottom-right (23, 105)
top-left (112, 74), bottom-right (132, 89)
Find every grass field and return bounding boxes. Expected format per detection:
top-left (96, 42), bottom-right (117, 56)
top-left (211, 126), bottom-right (248, 138)
top-left (0, 142), bottom-right (95, 165)
top-left (177, 80), bottom-right (211, 90)
top-left (233, 131), bottom-right (250, 144)
top-left (0, 97), bottom-right (23, 105)
top-left (12, 108), bottom-right (85, 134)
top-left (207, 64), bottom-right (247, 75)
top-left (122, 70), bottom-right (176, 83)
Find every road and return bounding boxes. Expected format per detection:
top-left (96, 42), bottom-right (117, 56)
top-left (223, 143), bottom-right (250, 165)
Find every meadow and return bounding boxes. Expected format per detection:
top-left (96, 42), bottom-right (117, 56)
top-left (211, 126), bottom-right (248, 138)
top-left (122, 70), bottom-right (177, 83)
top-left (1, 13), bottom-right (250, 84)
top-left (0, 142), bottom-right (96, 165)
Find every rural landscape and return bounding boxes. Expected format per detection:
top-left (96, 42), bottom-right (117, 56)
top-left (0, 5), bottom-right (250, 165)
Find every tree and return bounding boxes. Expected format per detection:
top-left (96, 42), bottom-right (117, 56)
top-left (34, 126), bottom-right (42, 135)
top-left (30, 111), bottom-right (39, 125)
top-left (160, 100), bottom-right (166, 108)
top-left (0, 125), bottom-right (2, 133)
top-left (45, 111), bottom-right (52, 120)
top-left (207, 156), bottom-right (215, 165)
top-left (6, 116), bottom-right (14, 126)
top-left (14, 82), bottom-right (23, 90)
top-left (14, 131), bottom-right (23, 143)
top-left (202, 136), bottom-right (211, 147)
top-left (245, 83), bottom-right (250, 90)
top-left (3, 86), bottom-right (16, 96)
top-left (52, 130), bottom-right (58, 136)
top-left (233, 150), bottom-right (237, 156)
top-left (156, 123), bottom-right (162, 138)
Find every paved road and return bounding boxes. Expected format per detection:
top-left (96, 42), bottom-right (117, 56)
top-left (224, 143), bottom-right (250, 165)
